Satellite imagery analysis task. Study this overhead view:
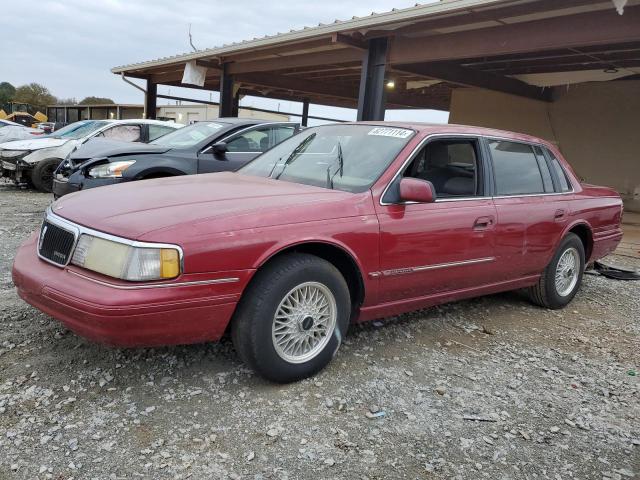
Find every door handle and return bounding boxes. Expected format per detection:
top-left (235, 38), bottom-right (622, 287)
top-left (554, 209), bottom-right (567, 221)
top-left (473, 216), bottom-right (494, 230)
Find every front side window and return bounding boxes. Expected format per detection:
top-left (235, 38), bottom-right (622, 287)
top-left (240, 124), bottom-right (415, 193)
top-left (151, 121), bottom-right (228, 148)
top-left (489, 140), bottom-right (545, 195)
top-left (227, 128), bottom-right (268, 152)
top-left (403, 139), bottom-right (480, 197)
top-left (98, 124), bottom-right (141, 142)
top-left (546, 149), bottom-right (572, 192)
top-left (227, 125), bottom-right (298, 153)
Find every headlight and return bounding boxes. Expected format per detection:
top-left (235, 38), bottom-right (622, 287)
top-left (71, 234), bottom-right (181, 281)
top-left (0, 150), bottom-right (28, 159)
top-left (88, 160), bottom-right (135, 178)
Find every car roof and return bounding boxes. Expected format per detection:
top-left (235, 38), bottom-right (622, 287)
top-left (338, 121), bottom-right (551, 146)
top-left (99, 119), bottom-right (180, 126)
top-left (213, 117), bottom-right (287, 125)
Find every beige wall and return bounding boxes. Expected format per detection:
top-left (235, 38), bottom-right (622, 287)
top-left (449, 81), bottom-right (640, 212)
top-left (156, 104), bottom-right (288, 125)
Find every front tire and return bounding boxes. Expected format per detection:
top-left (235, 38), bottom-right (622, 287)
top-left (231, 253), bottom-right (350, 383)
top-left (528, 233), bottom-right (585, 309)
top-left (31, 158), bottom-right (61, 193)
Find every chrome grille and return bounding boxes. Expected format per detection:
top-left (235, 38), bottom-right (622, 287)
top-left (38, 221), bottom-right (76, 266)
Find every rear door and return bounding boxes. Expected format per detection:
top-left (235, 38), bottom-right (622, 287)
top-left (487, 138), bottom-right (569, 281)
top-left (197, 123), bottom-right (298, 173)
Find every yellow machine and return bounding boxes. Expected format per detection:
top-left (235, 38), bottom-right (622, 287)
top-left (1, 111), bottom-right (47, 127)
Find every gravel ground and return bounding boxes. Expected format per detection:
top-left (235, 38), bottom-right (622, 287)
top-left (0, 182), bottom-right (638, 480)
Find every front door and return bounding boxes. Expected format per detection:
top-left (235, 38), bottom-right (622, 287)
top-left (375, 137), bottom-right (497, 304)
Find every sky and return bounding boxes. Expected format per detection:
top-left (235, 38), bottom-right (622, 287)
top-left (2, 0), bottom-right (448, 124)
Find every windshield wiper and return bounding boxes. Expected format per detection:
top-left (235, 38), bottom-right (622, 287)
top-left (270, 133), bottom-right (317, 180)
top-left (326, 141), bottom-right (344, 189)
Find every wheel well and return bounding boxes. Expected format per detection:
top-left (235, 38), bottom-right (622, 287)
top-left (260, 243), bottom-right (365, 314)
top-left (140, 172), bottom-right (174, 180)
top-left (568, 224), bottom-right (593, 261)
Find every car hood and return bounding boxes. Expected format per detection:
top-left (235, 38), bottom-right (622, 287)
top-left (70, 138), bottom-right (170, 162)
top-left (0, 137), bottom-right (68, 151)
top-left (51, 172), bottom-right (373, 240)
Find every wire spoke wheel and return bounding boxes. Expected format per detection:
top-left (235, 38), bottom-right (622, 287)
top-left (555, 247), bottom-right (580, 297)
top-left (272, 281), bottom-right (337, 364)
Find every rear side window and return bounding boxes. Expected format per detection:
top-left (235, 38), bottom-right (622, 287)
top-left (546, 149), bottom-right (572, 192)
top-left (99, 125), bottom-right (141, 142)
top-left (533, 146), bottom-right (554, 193)
top-left (488, 140), bottom-right (545, 195)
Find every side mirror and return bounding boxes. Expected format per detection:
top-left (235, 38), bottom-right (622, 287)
top-left (399, 178), bottom-right (436, 203)
top-left (211, 142), bottom-right (228, 156)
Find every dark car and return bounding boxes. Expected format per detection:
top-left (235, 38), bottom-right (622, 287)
top-left (52, 118), bottom-right (299, 198)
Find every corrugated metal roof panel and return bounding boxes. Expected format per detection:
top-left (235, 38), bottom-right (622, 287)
top-left (111, 0), bottom-right (509, 73)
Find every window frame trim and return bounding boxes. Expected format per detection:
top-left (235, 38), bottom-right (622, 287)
top-left (380, 133), bottom-right (490, 206)
top-left (379, 133), bottom-right (574, 206)
top-left (484, 136), bottom-right (575, 197)
top-left (543, 146), bottom-right (574, 193)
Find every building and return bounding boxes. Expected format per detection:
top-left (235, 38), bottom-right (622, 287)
top-left (47, 103), bottom-right (288, 125)
top-left (108, 0), bottom-right (640, 212)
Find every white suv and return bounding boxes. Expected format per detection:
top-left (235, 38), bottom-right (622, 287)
top-left (0, 119), bottom-right (181, 192)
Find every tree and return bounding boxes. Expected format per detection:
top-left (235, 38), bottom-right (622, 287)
top-left (56, 98), bottom-right (78, 105)
top-left (13, 83), bottom-right (57, 110)
top-left (79, 96), bottom-right (115, 105)
top-left (0, 82), bottom-right (16, 105)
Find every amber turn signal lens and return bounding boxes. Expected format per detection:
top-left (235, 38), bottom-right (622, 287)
top-left (160, 249), bottom-right (180, 279)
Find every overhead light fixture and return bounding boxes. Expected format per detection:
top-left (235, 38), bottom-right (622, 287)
top-left (386, 79), bottom-right (396, 89)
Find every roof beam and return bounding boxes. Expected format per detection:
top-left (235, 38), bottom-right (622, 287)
top-left (235, 72), bottom-right (448, 110)
top-left (394, 62), bottom-right (553, 102)
top-left (227, 48), bottom-right (363, 75)
top-left (389, 5), bottom-right (640, 64)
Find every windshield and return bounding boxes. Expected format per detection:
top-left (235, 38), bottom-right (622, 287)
top-left (239, 124), bottom-right (415, 193)
top-left (150, 121), bottom-right (228, 148)
top-left (52, 120), bottom-right (108, 140)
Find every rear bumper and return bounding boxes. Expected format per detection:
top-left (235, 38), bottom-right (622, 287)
top-left (12, 233), bottom-right (246, 347)
top-left (590, 228), bottom-right (624, 262)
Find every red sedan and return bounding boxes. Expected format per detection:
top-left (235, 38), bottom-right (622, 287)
top-left (13, 123), bottom-right (623, 382)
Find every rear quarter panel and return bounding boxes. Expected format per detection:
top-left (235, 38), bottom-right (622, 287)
top-left (566, 184), bottom-right (623, 262)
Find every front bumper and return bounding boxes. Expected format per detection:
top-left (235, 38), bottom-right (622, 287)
top-left (1, 159), bottom-right (31, 182)
top-left (52, 171), bottom-right (125, 197)
top-left (52, 177), bottom-right (80, 197)
top-left (12, 233), bottom-right (246, 347)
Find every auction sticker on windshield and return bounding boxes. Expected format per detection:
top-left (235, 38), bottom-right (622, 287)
top-left (367, 127), bottom-right (413, 139)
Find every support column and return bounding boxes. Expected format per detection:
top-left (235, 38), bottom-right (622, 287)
top-left (145, 79), bottom-right (157, 119)
top-left (116, 105), bottom-right (121, 120)
top-left (357, 37), bottom-right (389, 121)
top-left (301, 99), bottom-right (310, 127)
top-left (219, 64), bottom-right (239, 117)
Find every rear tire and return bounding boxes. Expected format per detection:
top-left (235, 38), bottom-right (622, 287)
top-left (31, 158), bottom-right (61, 193)
top-left (528, 233), bottom-right (585, 309)
top-left (231, 253), bottom-right (350, 383)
